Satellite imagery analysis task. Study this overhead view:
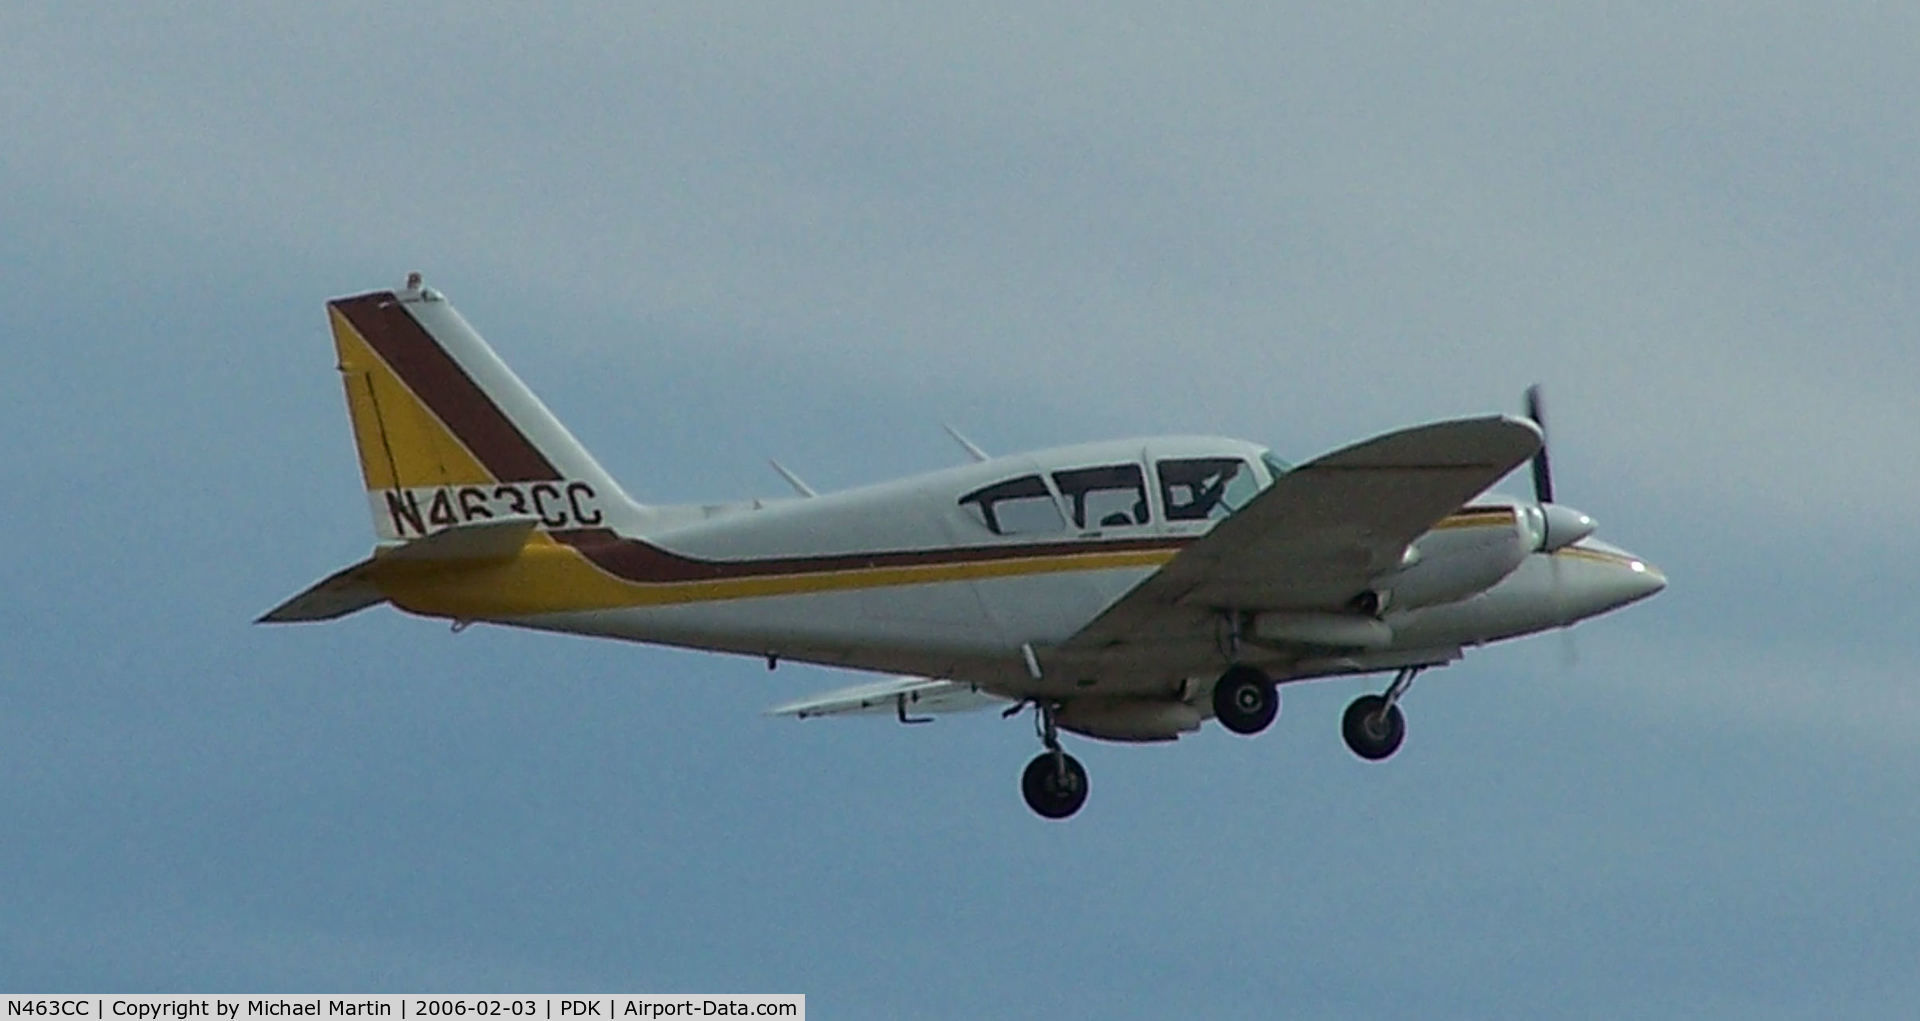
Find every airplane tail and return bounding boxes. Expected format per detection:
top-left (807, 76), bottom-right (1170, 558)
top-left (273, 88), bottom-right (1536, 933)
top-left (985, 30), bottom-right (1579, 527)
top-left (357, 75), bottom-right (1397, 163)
top-left (326, 276), bottom-right (642, 541)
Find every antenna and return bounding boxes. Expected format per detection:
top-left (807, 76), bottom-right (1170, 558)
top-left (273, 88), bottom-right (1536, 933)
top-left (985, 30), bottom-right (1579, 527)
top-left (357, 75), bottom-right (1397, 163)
top-left (942, 424), bottom-right (989, 463)
top-left (768, 459), bottom-right (818, 498)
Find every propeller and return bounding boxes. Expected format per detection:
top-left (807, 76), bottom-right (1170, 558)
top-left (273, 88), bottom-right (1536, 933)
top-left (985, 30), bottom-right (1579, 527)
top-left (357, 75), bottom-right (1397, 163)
top-left (1523, 383), bottom-right (1580, 668)
top-left (1525, 383), bottom-right (1553, 504)
top-left (1519, 384), bottom-right (1595, 553)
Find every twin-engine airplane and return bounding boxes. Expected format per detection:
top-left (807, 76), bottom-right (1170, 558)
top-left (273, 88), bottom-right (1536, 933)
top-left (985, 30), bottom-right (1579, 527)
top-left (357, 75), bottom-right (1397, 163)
top-left (262, 276), bottom-right (1666, 819)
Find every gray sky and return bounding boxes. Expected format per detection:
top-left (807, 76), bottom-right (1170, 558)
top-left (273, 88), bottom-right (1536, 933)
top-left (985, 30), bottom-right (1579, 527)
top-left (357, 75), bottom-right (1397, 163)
top-left (5, 3), bottom-right (1917, 1015)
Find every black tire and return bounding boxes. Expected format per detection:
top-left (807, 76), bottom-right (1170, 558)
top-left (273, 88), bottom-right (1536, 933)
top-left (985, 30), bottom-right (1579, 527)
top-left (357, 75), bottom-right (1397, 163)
top-left (1021, 751), bottom-right (1089, 819)
top-left (1342, 694), bottom-right (1406, 761)
top-left (1212, 664), bottom-right (1279, 735)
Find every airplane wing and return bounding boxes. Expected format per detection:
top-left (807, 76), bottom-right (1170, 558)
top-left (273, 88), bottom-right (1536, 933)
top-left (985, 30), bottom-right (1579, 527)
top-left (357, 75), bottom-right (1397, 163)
top-left (1062, 416), bottom-right (1542, 652)
top-left (767, 676), bottom-right (1010, 721)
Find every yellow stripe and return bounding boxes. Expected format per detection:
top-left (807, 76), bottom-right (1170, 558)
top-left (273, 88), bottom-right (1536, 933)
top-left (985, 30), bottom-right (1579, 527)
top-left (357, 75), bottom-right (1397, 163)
top-left (371, 505), bottom-right (1522, 619)
top-left (1552, 546), bottom-right (1637, 568)
top-left (1434, 507), bottom-right (1516, 530)
top-left (370, 542), bottom-right (1181, 618)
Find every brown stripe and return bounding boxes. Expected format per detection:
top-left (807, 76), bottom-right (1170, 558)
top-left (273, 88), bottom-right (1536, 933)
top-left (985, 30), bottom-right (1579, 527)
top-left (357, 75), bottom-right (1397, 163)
top-left (552, 528), bottom-right (1192, 584)
top-left (330, 291), bottom-right (562, 483)
top-left (555, 498), bottom-right (1514, 587)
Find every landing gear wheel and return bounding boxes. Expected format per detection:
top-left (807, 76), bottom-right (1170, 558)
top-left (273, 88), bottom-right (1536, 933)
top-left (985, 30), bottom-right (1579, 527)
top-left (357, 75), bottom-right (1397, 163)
top-left (1021, 751), bottom-right (1089, 820)
top-left (1212, 665), bottom-right (1279, 735)
top-left (1342, 694), bottom-right (1406, 761)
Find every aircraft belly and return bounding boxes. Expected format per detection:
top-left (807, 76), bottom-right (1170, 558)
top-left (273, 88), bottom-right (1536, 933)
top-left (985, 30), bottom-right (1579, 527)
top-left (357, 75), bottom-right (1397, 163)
top-left (968, 567), bottom-right (1148, 647)
top-left (496, 564), bottom-right (1187, 698)
top-left (505, 579), bottom-right (1008, 668)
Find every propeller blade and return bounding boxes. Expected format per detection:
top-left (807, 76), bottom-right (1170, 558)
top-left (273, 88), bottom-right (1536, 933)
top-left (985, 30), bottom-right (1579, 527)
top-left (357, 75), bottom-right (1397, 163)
top-left (1527, 383), bottom-right (1578, 672)
top-left (1524, 384), bottom-right (1554, 504)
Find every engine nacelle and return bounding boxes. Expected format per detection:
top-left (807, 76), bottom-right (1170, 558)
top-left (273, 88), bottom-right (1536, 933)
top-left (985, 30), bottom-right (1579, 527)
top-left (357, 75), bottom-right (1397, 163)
top-left (1056, 698), bottom-right (1203, 742)
top-left (1374, 509), bottom-right (1530, 610)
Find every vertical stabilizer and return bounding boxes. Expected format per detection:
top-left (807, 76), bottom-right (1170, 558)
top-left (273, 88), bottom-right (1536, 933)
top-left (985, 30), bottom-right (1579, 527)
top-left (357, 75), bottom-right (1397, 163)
top-left (327, 277), bottom-right (643, 540)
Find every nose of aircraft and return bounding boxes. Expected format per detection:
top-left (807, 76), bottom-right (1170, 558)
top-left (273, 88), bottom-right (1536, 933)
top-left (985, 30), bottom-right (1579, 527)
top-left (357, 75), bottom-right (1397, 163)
top-left (1614, 550), bottom-right (1667, 603)
top-left (1560, 539), bottom-right (1666, 618)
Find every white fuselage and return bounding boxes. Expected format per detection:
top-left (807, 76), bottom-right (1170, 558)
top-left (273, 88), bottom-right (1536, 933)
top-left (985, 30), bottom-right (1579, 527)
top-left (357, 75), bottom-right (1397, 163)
top-left (494, 436), bottom-right (1663, 701)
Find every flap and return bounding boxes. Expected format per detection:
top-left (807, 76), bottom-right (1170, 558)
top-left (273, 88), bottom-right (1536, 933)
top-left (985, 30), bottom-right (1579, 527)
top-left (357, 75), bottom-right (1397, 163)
top-left (1063, 416), bottom-right (1541, 651)
top-left (767, 676), bottom-right (1009, 720)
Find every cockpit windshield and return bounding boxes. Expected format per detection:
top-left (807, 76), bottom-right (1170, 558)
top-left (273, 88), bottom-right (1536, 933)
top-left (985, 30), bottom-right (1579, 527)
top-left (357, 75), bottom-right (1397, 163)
top-left (1158, 457), bottom-right (1260, 521)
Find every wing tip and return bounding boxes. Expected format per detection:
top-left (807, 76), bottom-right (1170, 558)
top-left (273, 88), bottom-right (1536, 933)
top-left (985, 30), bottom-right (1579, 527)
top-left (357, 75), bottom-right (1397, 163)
top-left (1318, 415), bottom-right (1543, 471)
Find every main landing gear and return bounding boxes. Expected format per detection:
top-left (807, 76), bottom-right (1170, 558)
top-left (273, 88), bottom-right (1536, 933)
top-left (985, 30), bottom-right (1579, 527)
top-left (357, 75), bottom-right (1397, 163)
top-left (1342, 666), bottom-right (1423, 761)
top-left (1211, 663), bottom-right (1280, 735)
top-left (1018, 701), bottom-right (1088, 820)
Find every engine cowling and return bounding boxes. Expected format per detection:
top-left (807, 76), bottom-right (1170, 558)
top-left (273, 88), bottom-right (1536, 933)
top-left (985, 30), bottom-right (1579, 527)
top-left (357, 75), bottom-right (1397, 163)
top-left (1373, 510), bottom-right (1531, 611)
top-left (1056, 698), bottom-right (1203, 742)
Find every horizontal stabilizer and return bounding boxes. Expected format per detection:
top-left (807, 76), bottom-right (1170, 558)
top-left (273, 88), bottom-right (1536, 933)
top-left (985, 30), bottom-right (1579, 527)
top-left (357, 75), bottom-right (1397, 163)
top-left (255, 559), bottom-right (383, 623)
top-left (767, 676), bottom-right (1008, 720)
top-left (375, 515), bottom-right (538, 563)
top-left (257, 517), bottom-right (539, 624)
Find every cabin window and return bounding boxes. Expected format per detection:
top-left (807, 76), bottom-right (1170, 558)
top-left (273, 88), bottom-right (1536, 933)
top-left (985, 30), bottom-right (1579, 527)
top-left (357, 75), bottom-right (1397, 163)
top-left (1158, 457), bottom-right (1258, 521)
top-left (958, 475), bottom-right (1065, 535)
top-left (1052, 464), bottom-right (1149, 528)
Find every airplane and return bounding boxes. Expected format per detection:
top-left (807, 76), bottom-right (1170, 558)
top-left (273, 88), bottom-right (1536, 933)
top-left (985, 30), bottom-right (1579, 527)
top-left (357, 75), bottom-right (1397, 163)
top-left (260, 275), bottom-right (1666, 819)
